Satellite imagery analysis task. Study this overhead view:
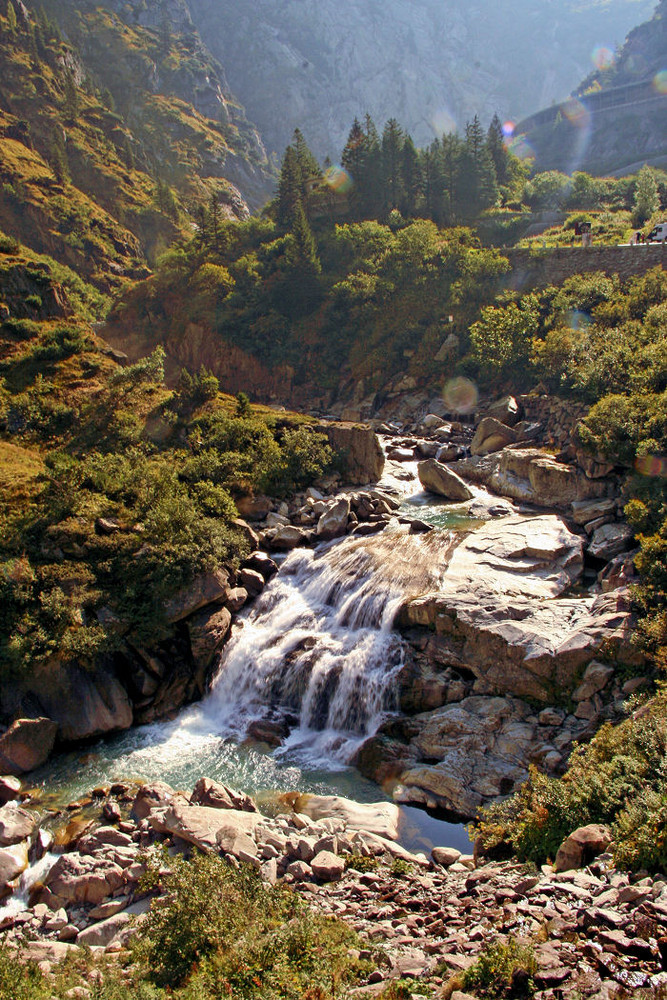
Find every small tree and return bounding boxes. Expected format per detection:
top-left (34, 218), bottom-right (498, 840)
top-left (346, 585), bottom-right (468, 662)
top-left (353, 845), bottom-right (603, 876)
top-left (633, 165), bottom-right (660, 226)
top-left (6, 0), bottom-right (17, 34)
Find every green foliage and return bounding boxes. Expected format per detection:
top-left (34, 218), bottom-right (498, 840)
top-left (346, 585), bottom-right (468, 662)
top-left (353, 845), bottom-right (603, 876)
top-left (0, 943), bottom-right (50, 1000)
top-left (476, 700), bottom-right (667, 872)
top-left (469, 295), bottom-right (540, 379)
top-left (462, 938), bottom-right (537, 998)
top-left (633, 165), bottom-right (660, 226)
top-left (345, 853), bottom-right (380, 872)
top-left (135, 850), bottom-right (371, 995)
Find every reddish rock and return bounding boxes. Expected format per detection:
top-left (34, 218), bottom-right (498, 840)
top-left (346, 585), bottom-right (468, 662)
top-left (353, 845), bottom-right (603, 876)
top-left (555, 824), bottom-right (613, 872)
top-left (0, 718), bottom-right (58, 775)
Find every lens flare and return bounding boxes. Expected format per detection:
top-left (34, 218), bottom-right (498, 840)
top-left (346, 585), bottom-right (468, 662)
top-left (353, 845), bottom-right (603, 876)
top-left (592, 45), bottom-right (615, 71)
top-left (562, 97), bottom-right (591, 129)
top-left (635, 454), bottom-right (667, 478)
top-left (430, 108), bottom-right (457, 136)
top-left (502, 121), bottom-right (515, 137)
top-left (566, 309), bottom-right (591, 331)
top-left (442, 377), bottom-right (479, 415)
top-left (654, 70), bottom-right (667, 94)
top-left (324, 165), bottom-right (353, 193)
top-left (507, 133), bottom-right (535, 162)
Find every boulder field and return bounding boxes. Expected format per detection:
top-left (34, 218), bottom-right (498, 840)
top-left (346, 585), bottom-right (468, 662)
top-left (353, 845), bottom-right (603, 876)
top-left (2, 778), bottom-right (667, 997)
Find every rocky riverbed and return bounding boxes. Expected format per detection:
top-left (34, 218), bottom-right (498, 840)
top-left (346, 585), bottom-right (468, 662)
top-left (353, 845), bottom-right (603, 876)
top-left (2, 776), bottom-right (667, 999)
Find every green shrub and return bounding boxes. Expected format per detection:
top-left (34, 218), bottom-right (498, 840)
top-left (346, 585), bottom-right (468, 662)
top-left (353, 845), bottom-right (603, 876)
top-left (462, 938), bottom-right (537, 998)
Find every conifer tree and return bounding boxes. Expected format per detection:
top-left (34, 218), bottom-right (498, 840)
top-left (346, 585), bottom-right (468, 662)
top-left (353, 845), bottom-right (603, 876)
top-left (382, 118), bottom-right (405, 211)
top-left (7, 0), bottom-right (17, 34)
top-left (292, 128), bottom-right (321, 191)
top-left (277, 144), bottom-right (303, 229)
top-left (487, 113), bottom-right (511, 188)
top-left (401, 133), bottom-right (422, 216)
top-left (62, 71), bottom-right (79, 123)
top-left (633, 165), bottom-right (659, 226)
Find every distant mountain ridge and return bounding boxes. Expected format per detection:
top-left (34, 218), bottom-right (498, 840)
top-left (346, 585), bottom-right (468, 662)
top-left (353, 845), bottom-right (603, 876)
top-left (184, 0), bottom-right (655, 158)
top-left (516, 0), bottom-right (667, 174)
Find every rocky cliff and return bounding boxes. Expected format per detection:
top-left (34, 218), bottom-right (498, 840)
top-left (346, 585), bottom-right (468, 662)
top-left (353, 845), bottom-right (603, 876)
top-left (186, 0), bottom-right (655, 158)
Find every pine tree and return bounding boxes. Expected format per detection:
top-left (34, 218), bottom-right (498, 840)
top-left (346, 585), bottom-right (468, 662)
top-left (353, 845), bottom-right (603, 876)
top-left (281, 201), bottom-right (321, 316)
top-left (62, 71), bottom-right (79, 123)
top-left (401, 133), bottom-right (422, 217)
top-left (277, 144), bottom-right (303, 229)
top-left (421, 140), bottom-right (446, 224)
top-left (381, 118), bottom-right (405, 211)
top-left (441, 132), bottom-right (463, 223)
top-left (633, 165), bottom-right (659, 226)
top-left (292, 128), bottom-right (321, 192)
top-left (49, 128), bottom-right (69, 184)
top-left (487, 113), bottom-right (511, 188)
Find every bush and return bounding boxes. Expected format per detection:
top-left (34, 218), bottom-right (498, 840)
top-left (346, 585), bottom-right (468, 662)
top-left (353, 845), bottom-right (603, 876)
top-left (461, 938), bottom-right (537, 998)
top-left (135, 850), bottom-right (371, 995)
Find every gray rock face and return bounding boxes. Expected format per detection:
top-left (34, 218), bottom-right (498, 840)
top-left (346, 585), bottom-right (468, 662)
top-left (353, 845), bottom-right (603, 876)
top-left (417, 459), bottom-right (473, 501)
top-left (186, 0), bottom-right (653, 158)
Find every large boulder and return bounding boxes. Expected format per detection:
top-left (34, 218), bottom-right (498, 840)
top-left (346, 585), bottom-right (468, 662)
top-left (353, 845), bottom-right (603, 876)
top-left (588, 523), bottom-right (634, 561)
top-left (0, 718), bottom-right (58, 775)
top-left (418, 459), bottom-right (473, 501)
top-left (271, 525), bottom-right (309, 550)
top-left (44, 853), bottom-right (125, 906)
top-left (130, 781), bottom-right (183, 821)
top-left (486, 395), bottom-right (522, 427)
top-left (164, 569), bottom-right (229, 623)
top-left (190, 778), bottom-right (257, 812)
top-left (0, 841), bottom-right (29, 894)
top-left (0, 802), bottom-right (37, 846)
top-left (318, 423), bottom-right (384, 484)
top-left (471, 417), bottom-right (518, 456)
top-left (555, 824), bottom-right (613, 872)
top-left (149, 803), bottom-right (261, 855)
top-left (292, 794), bottom-right (399, 840)
top-left (316, 498), bottom-right (351, 540)
top-left (187, 606), bottom-right (232, 671)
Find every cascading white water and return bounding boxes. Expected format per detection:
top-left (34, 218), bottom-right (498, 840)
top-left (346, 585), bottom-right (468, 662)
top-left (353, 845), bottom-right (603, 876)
top-left (196, 526), bottom-right (458, 766)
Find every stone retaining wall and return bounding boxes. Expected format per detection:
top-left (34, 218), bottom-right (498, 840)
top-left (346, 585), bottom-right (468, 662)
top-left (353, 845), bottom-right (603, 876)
top-left (519, 394), bottom-right (589, 448)
top-left (504, 244), bottom-right (665, 292)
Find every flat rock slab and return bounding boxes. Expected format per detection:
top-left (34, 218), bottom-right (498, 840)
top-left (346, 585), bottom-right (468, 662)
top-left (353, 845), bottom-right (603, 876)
top-left (293, 794), bottom-right (400, 840)
top-left (149, 803), bottom-right (262, 855)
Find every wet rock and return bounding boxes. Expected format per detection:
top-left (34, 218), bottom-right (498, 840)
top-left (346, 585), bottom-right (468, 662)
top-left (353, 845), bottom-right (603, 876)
top-left (130, 781), bottom-right (181, 821)
top-left (187, 606), bottom-right (232, 670)
top-left (164, 569), bottom-right (229, 623)
top-left (271, 525), bottom-right (310, 550)
top-left (243, 551), bottom-right (279, 579)
top-left (0, 775), bottom-right (21, 805)
top-left (317, 498), bottom-right (351, 540)
top-left (0, 718), bottom-right (58, 775)
top-left (225, 587), bottom-right (248, 612)
top-left (417, 459), bottom-right (473, 501)
top-left (246, 718), bottom-right (290, 746)
top-left (190, 778), bottom-right (257, 812)
top-left (555, 824), bottom-right (613, 872)
top-left (0, 840), bottom-right (29, 893)
top-left (0, 802), bottom-right (36, 845)
top-left (238, 568), bottom-right (265, 595)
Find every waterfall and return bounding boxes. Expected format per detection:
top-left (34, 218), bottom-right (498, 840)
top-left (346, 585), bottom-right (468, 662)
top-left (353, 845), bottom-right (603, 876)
top-left (199, 527), bottom-right (457, 767)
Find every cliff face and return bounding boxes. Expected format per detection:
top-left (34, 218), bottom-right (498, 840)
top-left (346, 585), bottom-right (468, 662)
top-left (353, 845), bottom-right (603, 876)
top-left (516, 0), bottom-right (667, 174)
top-left (186, 0), bottom-right (655, 158)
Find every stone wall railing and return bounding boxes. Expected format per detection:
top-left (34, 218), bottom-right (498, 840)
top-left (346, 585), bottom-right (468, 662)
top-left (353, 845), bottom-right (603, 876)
top-left (503, 243), bottom-right (665, 291)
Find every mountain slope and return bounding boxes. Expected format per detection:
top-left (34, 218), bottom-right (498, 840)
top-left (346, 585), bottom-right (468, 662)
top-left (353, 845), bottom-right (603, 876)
top-left (515, 0), bottom-right (667, 174)
top-left (186, 0), bottom-right (655, 158)
top-left (0, 0), bottom-right (273, 291)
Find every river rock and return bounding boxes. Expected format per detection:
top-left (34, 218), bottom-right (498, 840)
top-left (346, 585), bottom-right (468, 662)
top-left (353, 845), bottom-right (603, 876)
top-left (431, 846), bottom-right (462, 867)
top-left (0, 776), bottom-right (21, 805)
top-left (317, 498), bottom-right (351, 540)
top-left (244, 551), bottom-right (279, 579)
top-left (236, 494), bottom-right (272, 521)
top-left (0, 840), bottom-right (29, 893)
top-left (77, 911), bottom-right (131, 948)
top-left (187, 606), bottom-right (232, 670)
top-left (0, 718), bottom-right (58, 776)
top-left (311, 850), bottom-right (345, 881)
top-left (293, 794), bottom-right (399, 840)
top-left (149, 803), bottom-right (261, 854)
top-left (471, 417), bottom-right (518, 455)
top-left (417, 459), bottom-right (473, 501)
top-left (422, 413), bottom-right (445, 430)
top-left (555, 824), bottom-right (613, 872)
top-left (318, 423), bottom-right (385, 484)
top-left (271, 525), bottom-right (309, 550)
top-left (0, 802), bottom-right (36, 846)
top-left (131, 781), bottom-right (182, 821)
top-left (190, 777), bottom-right (257, 812)
top-left (588, 522), bottom-right (634, 561)
top-left (44, 853), bottom-right (125, 906)
top-left (225, 587), bottom-right (248, 612)
top-left (486, 395), bottom-right (522, 427)
top-left (238, 567), bottom-right (265, 595)
top-left (571, 498), bottom-right (617, 525)
top-left (164, 569), bottom-right (230, 623)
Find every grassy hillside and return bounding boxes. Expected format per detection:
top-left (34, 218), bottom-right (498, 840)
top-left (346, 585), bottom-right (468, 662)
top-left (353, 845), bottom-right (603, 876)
top-left (0, 0), bottom-right (273, 292)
